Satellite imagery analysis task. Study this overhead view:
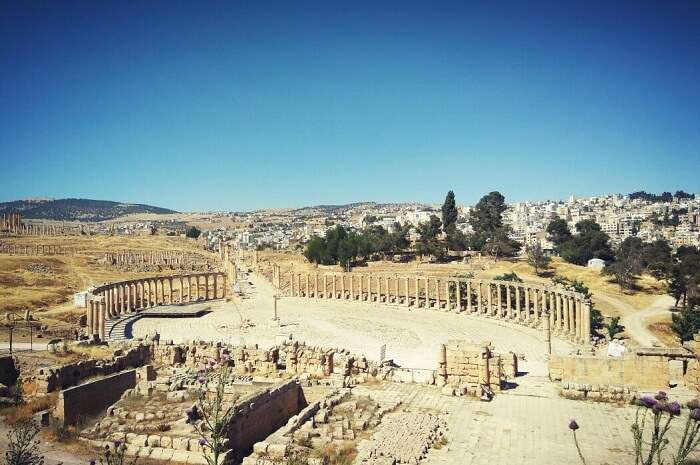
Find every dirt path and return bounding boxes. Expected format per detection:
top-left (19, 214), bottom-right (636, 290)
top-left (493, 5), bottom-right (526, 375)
top-left (594, 292), bottom-right (674, 347)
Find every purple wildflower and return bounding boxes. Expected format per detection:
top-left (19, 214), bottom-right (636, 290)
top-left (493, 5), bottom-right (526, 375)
top-left (666, 401), bottom-right (682, 416)
top-left (688, 399), bottom-right (700, 410)
top-left (199, 438), bottom-right (207, 446)
top-left (652, 402), bottom-right (664, 415)
top-left (113, 440), bottom-right (123, 448)
top-left (569, 419), bottom-right (579, 431)
top-left (638, 396), bottom-right (658, 409)
top-left (690, 409), bottom-right (700, 422)
top-left (89, 460), bottom-right (96, 465)
top-left (655, 391), bottom-right (668, 401)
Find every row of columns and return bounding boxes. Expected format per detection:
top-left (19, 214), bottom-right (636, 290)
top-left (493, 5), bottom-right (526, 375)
top-left (283, 272), bottom-right (591, 345)
top-left (104, 250), bottom-right (197, 266)
top-left (85, 272), bottom-right (226, 339)
top-left (0, 243), bottom-right (73, 255)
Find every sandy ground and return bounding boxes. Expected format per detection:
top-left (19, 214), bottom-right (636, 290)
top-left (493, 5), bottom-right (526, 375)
top-left (134, 271), bottom-right (573, 375)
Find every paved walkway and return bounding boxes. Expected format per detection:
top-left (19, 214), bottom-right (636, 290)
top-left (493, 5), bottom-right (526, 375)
top-left (355, 381), bottom-right (700, 465)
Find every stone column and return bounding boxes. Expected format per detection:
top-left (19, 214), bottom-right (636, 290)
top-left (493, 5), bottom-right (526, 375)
top-left (404, 277), bottom-right (410, 307)
top-left (446, 280), bottom-right (451, 311)
top-left (87, 301), bottom-right (94, 335)
top-left (305, 274), bottom-right (310, 297)
top-left (332, 275), bottom-right (337, 299)
top-left (315, 274), bottom-right (320, 299)
top-left (532, 288), bottom-right (539, 322)
top-left (496, 283), bottom-right (502, 318)
top-left (476, 281), bottom-right (482, 313)
top-left (583, 302), bottom-right (591, 344)
top-left (575, 299), bottom-right (582, 340)
top-left (99, 301), bottom-right (106, 341)
top-left (125, 284), bottom-right (131, 312)
top-left (487, 282), bottom-right (493, 316)
top-left (456, 280), bottom-right (463, 312)
top-left (549, 291), bottom-right (556, 332)
top-left (543, 310), bottom-right (552, 355)
top-left (524, 287), bottom-right (530, 321)
top-left (505, 284), bottom-right (512, 319)
top-left (384, 276), bottom-right (390, 303)
top-left (178, 276), bottom-right (184, 303)
top-left (359, 275), bottom-right (364, 301)
top-left (138, 280), bottom-right (143, 307)
top-left (415, 277), bottom-right (420, 308)
top-left (568, 296), bottom-right (575, 337)
top-left (435, 279), bottom-right (441, 309)
top-left (349, 275), bottom-right (355, 300)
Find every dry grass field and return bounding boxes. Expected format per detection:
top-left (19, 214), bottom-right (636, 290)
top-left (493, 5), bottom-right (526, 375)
top-left (0, 234), bottom-right (213, 340)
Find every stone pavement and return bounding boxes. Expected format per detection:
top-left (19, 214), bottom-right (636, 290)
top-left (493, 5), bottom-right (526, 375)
top-left (134, 273), bottom-right (573, 370)
top-left (354, 380), bottom-right (700, 465)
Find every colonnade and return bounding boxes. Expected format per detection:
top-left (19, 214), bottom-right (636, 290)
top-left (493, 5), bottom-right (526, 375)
top-left (104, 250), bottom-right (204, 267)
top-left (281, 271), bottom-right (591, 345)
top-left (0, 243), bottom-right (73, 255)
top-left (85, 272), bottom-right (226, 341)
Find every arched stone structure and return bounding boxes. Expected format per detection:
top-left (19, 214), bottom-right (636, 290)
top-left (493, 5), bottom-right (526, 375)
top-left (85, 272), bottom-right (227, 341)
top-left (279, 271), bottom-right (591, 345)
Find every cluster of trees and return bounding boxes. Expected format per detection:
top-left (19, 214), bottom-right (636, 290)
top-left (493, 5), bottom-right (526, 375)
top-left (629, 190), bottom-right (695, 202)
top-left (186, 226), bottom-right (202, 239)
top-left (304, 190), bottom-right (522, 267)
top-left (304, 223), bottom-right (411, 270)
top-left (668, 246), bottom-right (700, 340)
top-left (547, 218), bottom-right (614, 266)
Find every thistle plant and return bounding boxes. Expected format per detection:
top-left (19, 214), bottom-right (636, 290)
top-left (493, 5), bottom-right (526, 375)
top-left (92, 440), bottom-right (137, 465)
top-left (570, 392), bottom-right (700, 465)
top-left (4, 420), bottom-right (44, 465)
top-left (189, 355), bottom-right (235, 465)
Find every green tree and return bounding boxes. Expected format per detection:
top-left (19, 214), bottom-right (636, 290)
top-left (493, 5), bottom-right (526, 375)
top-left (186, 226), bottom-right (202, 239)
top-left (467, 192), bottom-right (521, 258)
top-left (604, 237), bottom-right (645, 292)
top-left (441, 190), bottom-right (458, 234)
top-left (672, 307), bottom-right (700, 342)
top-left (669, 246), bottom-right (700, 308)
top-left (469, 191), bottom-right (507, 234)
top-left (559, 220), bottom-right (613, 265)
top-left (546, 216), bottom-right (572, 251)
top-left (642, 239), bottom-right (673, 279)
top-left (416, 215), bottom-right (444, 261)
top-left (526, 243), bottom-right (551, 276)
top-left (606, 316), bottom-right (625, 339)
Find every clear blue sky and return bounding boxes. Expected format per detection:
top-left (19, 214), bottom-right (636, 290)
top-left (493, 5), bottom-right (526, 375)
top-left (1, 1), bottom-right (699, 212)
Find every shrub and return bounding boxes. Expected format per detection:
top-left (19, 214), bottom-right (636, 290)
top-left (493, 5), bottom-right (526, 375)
top-left (4, 420), bottom-right (44, 465)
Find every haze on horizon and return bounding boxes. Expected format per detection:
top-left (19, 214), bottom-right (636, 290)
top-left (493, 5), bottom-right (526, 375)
top-left (2, 1), bottom-right (699, 212)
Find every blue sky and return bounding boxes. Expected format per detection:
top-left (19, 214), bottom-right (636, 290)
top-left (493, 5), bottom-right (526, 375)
top-left (1, 1), bottom-right (698, 211)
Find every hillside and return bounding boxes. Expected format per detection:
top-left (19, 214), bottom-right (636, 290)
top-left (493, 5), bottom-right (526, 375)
top-left (0, 198), bottom-right (177, 222)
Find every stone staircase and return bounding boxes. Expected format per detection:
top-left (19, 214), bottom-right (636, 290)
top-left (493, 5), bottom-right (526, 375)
top-left (104, 313), bottom-right (143, 343)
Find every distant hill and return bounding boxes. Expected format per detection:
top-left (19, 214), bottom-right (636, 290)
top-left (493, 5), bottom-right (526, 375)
top-left (0, 198), bottom-right (177, 222)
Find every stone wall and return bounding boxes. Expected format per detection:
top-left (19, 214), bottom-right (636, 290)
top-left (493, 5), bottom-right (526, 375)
top-left (0, 356), bottom-right (20, 386)
top-left (436, 340), bottom-right (517, 396)
top-left (37, 344), bottom-right (151, 393)
top-left (226, 379), bottom-right (306, 459)
top-left (55, 369), bottom-right (137, 425)
top-left (549, 347), bottom-right (700, 399)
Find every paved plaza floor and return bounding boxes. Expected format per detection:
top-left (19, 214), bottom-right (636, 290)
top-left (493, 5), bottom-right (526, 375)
top-left (132, 273), bottom-right (700, 464)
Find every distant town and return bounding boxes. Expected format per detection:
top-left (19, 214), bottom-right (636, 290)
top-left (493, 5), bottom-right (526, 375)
top-left (188, 190), bottom-right (699, 254)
